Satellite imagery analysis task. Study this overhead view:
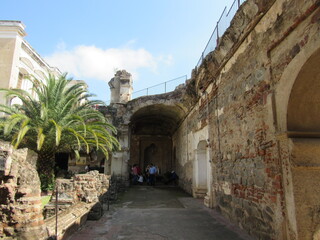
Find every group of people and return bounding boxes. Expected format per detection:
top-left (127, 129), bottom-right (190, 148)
top-left (131, 163), bottom-right (179, 186)
top-left (131, 163), bottom-right (158, 186)
top-left (131, 164), bottom-right (142, 184)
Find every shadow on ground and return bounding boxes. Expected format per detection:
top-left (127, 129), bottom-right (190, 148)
top-left (68, 185), bottom-right (254, 240)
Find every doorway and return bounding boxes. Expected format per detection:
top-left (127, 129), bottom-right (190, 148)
top-left (193, 140), bottom-right (208, 198)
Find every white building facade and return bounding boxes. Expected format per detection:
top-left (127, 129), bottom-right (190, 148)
top-left (0, 20), bottom-right (61, 105)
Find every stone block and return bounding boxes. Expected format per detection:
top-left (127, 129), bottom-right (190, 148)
top-left (3, 227), bottom-right (14, 236)
top-left (253, 172), bottom-right (265, 188)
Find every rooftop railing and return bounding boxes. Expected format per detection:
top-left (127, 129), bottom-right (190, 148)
top-left (105, 0), bottom-right (246, 104)
top-left (105, 75), bottom-right (187, 105)
top-left (131, 75), bottom-right (187, 99)
top-left (196, 0), bottom-right (246, 68)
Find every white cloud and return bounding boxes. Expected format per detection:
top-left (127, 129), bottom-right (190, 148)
top-left (44, 43), bottom-right (167, 82)
top-left (56, 40), bottom-right (67, 51)
top-left (158, 54), bottom-right (174, 66)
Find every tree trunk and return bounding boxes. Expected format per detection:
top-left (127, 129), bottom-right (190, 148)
top-left (37, 151), bottom-right (56, 192)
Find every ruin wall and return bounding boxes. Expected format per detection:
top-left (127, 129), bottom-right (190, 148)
top-left (0, 141), bottom-right (47, 239)
top-left (173, 0), bottom-right (320, 239)
top-left (0, 139), bottom-right (111, 240)
top-left (44, 171), bottom-right (110, 238)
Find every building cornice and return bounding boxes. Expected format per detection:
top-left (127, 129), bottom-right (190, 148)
top-left (0, 20), bottom-right (26, 38)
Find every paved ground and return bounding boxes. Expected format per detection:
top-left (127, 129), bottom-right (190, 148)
top-left (69, 185), bottom-right (254, 240)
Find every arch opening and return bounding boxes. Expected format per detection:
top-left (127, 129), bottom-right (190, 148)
top-left (193, 140), bottom-right (208, 198)
top-left (129, 104), bottom-right (185, 180)
top-left (287, 48), bottom-right (320, 239)
top-left (287, 48), bottom-right (320, 135)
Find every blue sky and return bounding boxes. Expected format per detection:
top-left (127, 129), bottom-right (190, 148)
top-left (1, 0), bottom-right (236, 102)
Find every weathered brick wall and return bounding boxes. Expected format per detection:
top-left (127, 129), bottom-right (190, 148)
top-left (100, 0), bottom-right (319, 238)
top-left (174, 0), bottom-right (320, 239)
top-left (0, 138), bottom-right (110, 240)
top-left (0, 141), bottom-right (47, 239)
top-left (44, 171), bottom-right (110, 238)
top-left (72, 171), bottom-right (110, 203)
top-left (45, 171), bottom-right (110, 217)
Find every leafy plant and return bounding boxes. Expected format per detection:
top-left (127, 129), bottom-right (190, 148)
top-left (0, 74), bottom-right (119, 190)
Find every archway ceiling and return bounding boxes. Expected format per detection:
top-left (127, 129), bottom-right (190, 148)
top-left (287, 48), bottom-right (320, 134)
top-left (130, 104), bottom-right (186, 136)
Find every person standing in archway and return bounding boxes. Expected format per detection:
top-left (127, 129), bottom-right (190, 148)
top-left (132, 164), bottom-right (138, 185)
top-left (145, 164), bottom-right (151, 184)
top-left (148, 163), bottom-right (157, 186)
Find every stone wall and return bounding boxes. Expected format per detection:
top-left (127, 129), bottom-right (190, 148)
top-left (0, 141), bottom-right (47, 239)
top-left (52, 171), bottom-right (109, 205)
top-left (44, 171), bottom-right (110, 238)
top-left (174, 0), bottom-right (320, 239)
top-left (100, 0), bottom-right (320, 239)
top-left (100, 86), bottom-right (194, 179)
top-left (0, 138), bottom-right (111, 240)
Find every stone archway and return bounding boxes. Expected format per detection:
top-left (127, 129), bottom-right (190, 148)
top-left (285, 48), bottom-right (320, 239)
top-left (129, 104), bottom-right (186, 177)
top-left (272, 19), bottom-right (320, 235)
top-left (275, 46), bottom-right (320, 239)
top-left (193, 140), bottom-right (208, 198)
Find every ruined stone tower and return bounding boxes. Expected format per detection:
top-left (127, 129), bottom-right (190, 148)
top-left (108, 70), bottom-right (133, 104)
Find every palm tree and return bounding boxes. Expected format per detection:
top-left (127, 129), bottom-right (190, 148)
top-left (0, 74), bottom-right (119, 190)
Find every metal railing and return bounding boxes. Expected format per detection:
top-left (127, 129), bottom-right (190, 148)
top-left (196, 0), bottom-right (246, 68)
top-left (105, 75), bottom-right (187, 105)
top-left (131, 75), bottom-right (187, 99)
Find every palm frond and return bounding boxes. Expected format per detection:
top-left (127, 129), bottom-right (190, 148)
top-left (14, 121), bottom-right (31, 148)
top-left (37, 127), bottom-right (45, 150)
top-left (49, 119), bottom-right (62, 146)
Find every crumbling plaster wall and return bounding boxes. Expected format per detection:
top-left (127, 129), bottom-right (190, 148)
top-left (172, 98), bottom-right (211, 197)
top-left (100, 103), bottom-right (130, 178)
top-left (173, 0), bottom-right (320, 239)
top-left (271, 0), bottom-right (320, 238)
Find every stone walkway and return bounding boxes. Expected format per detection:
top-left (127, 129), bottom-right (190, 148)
top-left (68, 185), bottom-right (254, 240)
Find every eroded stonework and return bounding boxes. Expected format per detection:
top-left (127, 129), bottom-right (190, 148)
top-left (44, 171), bottom-right (110, 238)
top-left (0, 141), bottom-right (47, 239)
top-left (0, 138), bottom-right (111, 240)
top-left (105, 0), bottom-right (320, 239)
top-left (0, 0), bottom-right (319, 239)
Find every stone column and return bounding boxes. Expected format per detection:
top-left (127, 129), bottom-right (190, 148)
top-left (108, 70), bottom-right (133, 104)
top-left (109, 123), bottom-right (130, 182)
